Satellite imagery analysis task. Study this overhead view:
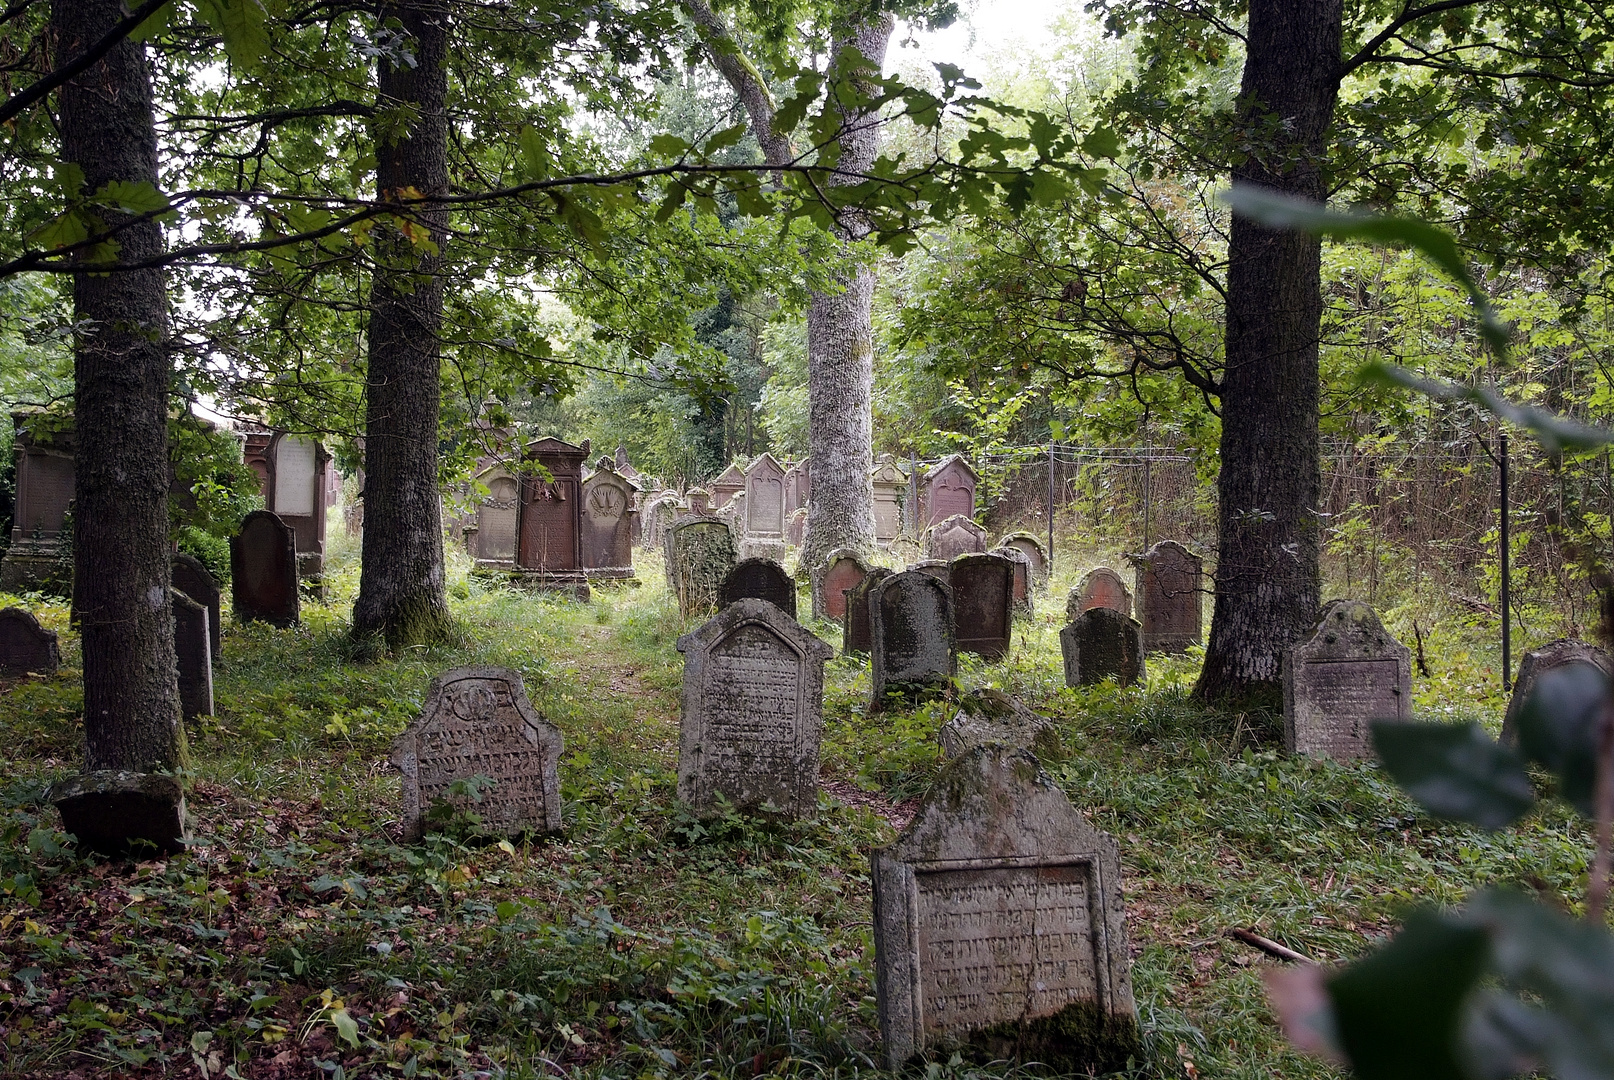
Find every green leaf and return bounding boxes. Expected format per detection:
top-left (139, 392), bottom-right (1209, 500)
top-left (702, 123), bottom-right (747, 155)
top-left (196, 0), bottom-right (270, 70)
top-left (1359, 363), bottom-right (1614, 453)
top-left (27, 210), bottom-right (89, 250)
top-left (1515, 662), bottom-right (1608, 816)
top-left (130, 1), bottom-right (172, 42)
top-left (1370, 721), bottom-right (1534, 829)
top-left (93, 180), bottom-right (170, 215)
top-left (330, 1007), bottom-right (359, 1048)
top-left (1080, 126), bottom-right (1123, 161)
top-left (648, 134), bottom-right (691, 159)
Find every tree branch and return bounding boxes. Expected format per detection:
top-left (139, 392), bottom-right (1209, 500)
top-left (679, 0), bottom-right (792, 168)
top-left (0, 0), bottom-right (171, 128)
top-left (1338, 0), bottom-right (1484, 81)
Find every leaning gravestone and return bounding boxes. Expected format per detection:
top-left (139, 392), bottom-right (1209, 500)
top-left (990, 545), bottom-right (1033, 616)
top-left (1501, 639), bottom-right (1614, 744)
top-left (925, 514), bottom-right (988, 561)
top-left (1283, 600), bottom-right (1412, 760)
top-left (676, 598), bottom-right (833, 819)
top-left (1069, 567), bottom-right (1133, 621)
top-left (718, 558), bottom-right (797, 619)
top-left (843, 566), bottom-right (892, 655)
top-left (949, 553), bottom-right (1014, 661)
top-left (391, 666), bottom-right (564, 841)
top-left (938, 689), bottom-right (1058, 759)
top-left (0, 607), bottom-right (59, 677)
top-left (171, 589), bottom-right (213, 720)
top-left (231, 510), bottom-right (299, 626)
top-left (665, 516), bottom-right (737, 617)
top-left (171, 554), bottom-right (222, 663)
top-left (870, 571), bottom-right (956, 708)
top-left (1130, 541), bottom-right (1201, 653)
top-left (811, 548), bottom-right (869, 622)
top-left (872, 745), bottom-right (1138, 1071)
top-left (1061, 608), bottom-right (1143, 688)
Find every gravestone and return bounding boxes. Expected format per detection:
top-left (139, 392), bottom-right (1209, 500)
top-left (887, 534), bottom-right (923, 566)
top-left (998, 532), bottom-right (1049, 589)
top-left (1130, 541), bottom-right (1202, 653)
top-left (925, 514), bottom-right (988, 561)
top-left (811, 548), bottom-right (869, 622)
top-left (580, 461), bottom-right (637, 577)
top-left (938, 689), bottom-right (1058, 759)
top-left (920, 454), bottom-right (978, 529)
top-left (1070, 567), bottom-right (1132, 621)
top-left (516, 436), bottom-right (589, 587)
top-left (639, 495), bottom-right (678, 550)
top-left (1061, 608), bottom-right (1143, 688)
top-left (50, 771), bottom-right (189, 857)
top-left (843, 566), bottom-right (892, 655)
top-left (709, 464), bottom-right (745, 509)
top-left (786, 507), bottom-right (808, 548)
top-left (949, 553), bottom-right (1014, 662)
top-left (1283, 599), bottom-right (1412, 760)
top-left (1, 411), bottom-right (74, 590)
top-left (871, 455), bottom-right (908, 544)
top-left (391, 666), bottom-right (564, 841)
top-left (718, 558), bottom-right (797, 619)
top-left (170, 588), bottom-right (213, 719)
top-left (231, 511), bottom-right (299, 626)
top-left (1501, 639), bottom-right (1614, 744)
top-left (870, 571), bottom-right (956, 708)
top-left (990, 545), bottom-right (1033, 616)
top-left (872, 745), bottom-right (1138, 1070)
top-left (676, 598), bottom-right (832, 819)
top-left (665, 516), bottom-right (738, 617)
top-left (0, 607), bottom-right (59, 677)
top-left (743, 453), bottom-right (787, 539)
top-left (470, 465), bottom-right (521, 566)
top-left (784, 462), bottom-right (809, 515)
top-left (686, 488), bottom-right (712, 515)
top-left (910, 559), bottom-right (951, 582)
top-left (171, 554), bottom-right (222, 662)
top-left (270, 434), bottom-right (327, 579)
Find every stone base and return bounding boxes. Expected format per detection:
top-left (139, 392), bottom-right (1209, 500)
top-left (585, 569), bottom-right (639, 587)
top-left (49, 770), bottom-right (189, 857)
top-left (739, 539), bottom-right (787, 563)
top-left (0, 549), bottom-right (61, 592)
top-left (503, 569), bottom-right (591, 602)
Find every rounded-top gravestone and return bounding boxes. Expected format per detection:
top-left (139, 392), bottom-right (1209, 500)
top-left (231, 510), bottom-right (299, 627)
top-left (171, 553), bottom-right (222, 662)
top-left (0, 607), bottom-right (59, 677)
top-left (870, 571), bottom-right (956, 709)
top-left (1070, 567), bottom-right (1132, 621)
top-left (990, 545), bottom-right (1033, 616)
top-left (1502, 638), bottom-right (1614, 744)
top-left (949, 552), bottom-right (1014, 661)
top-left (843, 566), bottom-right (892, 655)
top-left (1129, 541), bottom-right (1200, 653)
top-left (1061, 607), bottom-right (1143, 689)
top-left (811, 548), bottom-right (869, 622)
top-left (718, 558), bottom-right (797, 619)
top-left (997, 532), bottom-right (1049, 587)
top-left (925, 514), bottom-right (987, 561)
top-left (665, 515), bottom-right (737, 617)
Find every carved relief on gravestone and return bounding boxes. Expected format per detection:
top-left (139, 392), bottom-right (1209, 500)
top-left (580, 461), bottom-right (638, 576)
top-left (718, 558), bottom-right (797, 619)
top-left (1129, 541), bottom-right (1202, 653)
top-left (949, 553), bottom-right (1014, 662)
top-left (920, 454), bottom-right (978, 528)
top-left (990, 546), bottom-right (1033, 616)
top-left (709, 464), bottom-right (745, 509)
top-left (686, 487), bottom-right (712, 515)
top-left (744, 453), bottom-right (787, 538)
top-left (471, 465), bottom-right (521, 566)
top-left (925, 514), bottom-right (988, 561)
top-left (170, 588), bottom-right (213, 720)
top-left (786, 507), bottom-right (808, 548)
top-left (938, 689), bottom-right (1058, 760)
top-left (1, 412), bottom-right (74, 590)
top-left (1061, 608), bottom-right (1143, 689)
top-left (998, 532), bottom-right (1049, 588)
top-left (873, 746), bottom-right (1138, 1071)
top-left (871, 571), bottom-right (956, 708)
top-left (871, 455), bottom-right (908, 544)
top-left (844, 567), bottom-right (892, 655)
top-left (1283, 599), bottom-right (1412, 760)
top-left (230, 511), bottom-right (299, 626)
top-left (171, 554), bottom-right (222, 663)
top-left (1501, 638), bottom-right (1614, 744)
top-left (0, 607), bottom-right (59, 677)
top-left (516, 437), bottom-right (589, 578)
top-left (391, 666), bottom-right (563, 841)
top-left (811, 548), bottom-right (869, 622)
top-left (676, 598), bottom-right (833, 819)
top-left (665, 516), bottom-right (738, 617)
top-left (1070, 567), bottom-right (1133, 621)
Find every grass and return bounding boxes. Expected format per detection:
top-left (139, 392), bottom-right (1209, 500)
top-left (0, 530), bottom-right (1602, 1079)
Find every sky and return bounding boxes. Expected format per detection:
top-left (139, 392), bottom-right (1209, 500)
top-left (889, 0), bottom-right (1074, 78)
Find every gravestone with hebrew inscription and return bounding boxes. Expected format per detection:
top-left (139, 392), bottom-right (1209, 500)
top-left (873, 745), bottom-right (1137, 1070)
top-left (871, 455), bottom-right (908, 544)
top-left (580, 460), bottom-right (637, 577)
top-left (990, 546), bottom-right (1033, 616)
top-left (1130, 541), bottom-right (1201, 653)
top-left (171, 589), bottom-right (213, 719)
top-left (1070, 567), bottom-right (1132, 621)
top-left (843, 566), bottom-right (892, 655)
top-left (949, 553), bottom-right (1014, 661)
top-left (1502, 639), bottom-right (1614, 744)
top-left (938, 689), bottom-right (1058, 760)
top-left (811, 548), bottom-right (869, 622)
top-left (1283, 600), bottom-right (1412, 760)
top-left (665, 516), bottom-right (738, 617)
top-left (392, 666), bottom-right (564, 841)
top-left (925, 515), bottom-right (988, 561)
top-left (744, 454), bottom-right (787, 539)
top-left (718, 558), bottom-right (797, 618)
top-left (998, 532), bottom-right (1049, 589)
top-left (231, 511), bottom-right (299, 626)
top-left (171, 554), bottom-right (222, 663)
top-left (1061, 608), bottom-right (1143, 688)
top-left (0, 607), bottom-right (59, 677)
top-left (920, 455), bottom-right (978, 529)
top-left (871, 571), bottom-right (956, 708)
top-left (676, 598), bottom-right (833, 819)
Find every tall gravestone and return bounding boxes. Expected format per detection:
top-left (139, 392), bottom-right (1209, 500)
top-left (231, 511), bottom-right (299, 626)
top-left (783, 462), bottom-right (807, 515)
top-left (580, 460), bottom-right (637, 577)
top-left (1, 411), bottom-right (74, 591)
top-left (391, 666), bottom-right (564, 841)
top-left (516, 436), bottom-right (589, 590)
top-left (666, 516), bottom-right (738, 617)
top-left (990, 545), bottom-right (1033, 616)
top-left (709, 464), bottom-right (745, 509)
top-left (920, 455), bottom-right (978, 529)
top-left (269, 434), bottom-right (328, 580)
top-left (676, 598), bottom-right (832, 819)
top-left (871, 571), bottom-right (956, 708)
top-left (470, 465), bottom-right (521, 566)
top-left (1070, 567), bottom-right (1132, 621)
top-left (718, 558), bottom-right (797, 618)
top-left (1061, 608), bottom-right (1143, 688)
top-left (170, 588), bottom-right (213, 719)
top-left (873, 746), bottom-right (1138, 1070)
top-left (171, 554), bottom-right (222, 663)
top-left (1502, 639), bottom-right (1614, 744)
top-left (743, 453), bottom-right (787, 539)
top-left (998, 532), bottom-right (1049, 589)
top-left (1283, 600), bottom-right (1412, 760)
top-left (871, 455), bottom-right (908, 544)
top-left (843, 566), bottom-right (892, 655)
top-left (925, 515), bottom-right (988, 561)
top-left (949, 553), bottom-right (1014, 661)
top-left (0, 607), bottom-right (59, 677)
top-left (1131, 541), bottom-right (1202, 654)
top-left (811, 548), bottom-right (869, 623)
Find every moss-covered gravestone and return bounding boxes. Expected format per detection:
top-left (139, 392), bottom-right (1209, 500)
top-left (1060, 608), bottom-right (1143, 688)
top-left (1282, 599), bottom-right (1411, 760)
top-left (1501, 638), bottom-right (1614, 745)
top-left (938, 689), bottom-right (1058, 760)
top-left (872, 746), bottom-right (1137, 1070)
top-left (870, 571), bottom-right (955, 709)
top-left (665, 516), bottom-right (737, 617)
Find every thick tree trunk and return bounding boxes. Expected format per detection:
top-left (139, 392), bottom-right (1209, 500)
top-left (351, 0), bottom-right (453, 649)
top-left (55, 0), bottom-right (184, 771)
top-left (1195, 0), bottom-right (1341, 706)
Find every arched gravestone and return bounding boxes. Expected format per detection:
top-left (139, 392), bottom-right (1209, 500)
top-left (871, 571), bottom-right (956, 708)
top-left (1061, 608), bottom-right (1143, 688)
top-left (230, 511), bottom-right (299, 627)
top-left (1283, 599), bottom-right (1412, 760)
top-left (665, 516), bottom-right (738, 617)
top-left (990, 545), bottom-right (1033, 616)
top-left (171, 554), bottom-right (222, 663)
top-left (949, 553), bottom-right (1014, 661)
top-left (269, 434), bottom-right (328, 578)
top-left (910, 559), bottom-right (950, 582)
top-left (391, 666), bottom-right (563, 841)
top-left (0, 607), bottom-right (59, 676)
top-left (516, 436), bottom-right (588, 582)
top-left (925, 514), bottom-right (988, 561)
top-left (470, 465), bottom-right (520, 566)
top-left (709, 463), bottom-right (745, 509)
top-left (675, 598), bottom-right (833, 820)
top-left (743, 453), bottom-right (787, 539)
top-left (784, 461), bottom-right (809, 515)
top-left (870, 455), bottom-right (908, 544)
top-left (170, 588), bottom-right (213, 720)
top-left (998, 532), bottom-right (1049, 588)
top-left (811, 548), bottom-right (869, 622)
top-left (1070, 567), bottom-right (1133, 621)
top-left (580, 461), bottom-right (637, 576)
top-left (1129, 541), bottom-right (1202, 653)
top-left (1502, 639), bottom-right (1614, 744)
top-left (718, 558), bottom-right (797, 619)
top-left (872, 745), bottom-right (1138, 1071)
top-left (843, 566), bottom-right (892, 655)
top-left (920, 454), bottom-right (978, 529)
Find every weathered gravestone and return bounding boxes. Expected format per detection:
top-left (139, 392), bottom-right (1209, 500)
top-left (871, 455), bottom-right (908, 544)
top-left (1130, 541), bottom-right (1202, 653)
top-left (50, 771), bottom-right (189, 857)
top-left (231, 510), bottom-right (299, 626)
top-left (709, 464), bottom-right (745, 509)
top-left (910, 559), bottom-right (951, 582)
top-left (784, 461), bottom-right (809, 515)
top-left (1061, 608), bottom-right (1143, 688)
top-left (786, 507), bottom-right (807, 548)
top-left (872, 745), bottom-right (1138, 1070)
top-left (516, 437), bottom-right (589, 592)
top-left (638, 495), bottom-right (678, 550)
top-left (171, 554), bottom-right (222, 663)
top-left (843, 566), bottom-right (892, 655)
top-left (925, 514), bottom-right (988, 561)
top-left (1069, 567), bottom-right (1132, 621)
top-left (686, 488), bottom-right (712, 515)
top-left (1, 412), bottom-right (74, 591)
top-left (871, 571), bottom-right (956, 708)
top-left (391, 667), bottom-right (564, 841)
top-left (811, 548), bottom-right (869, 622)
top-left (580, 461), bottom-right (637, 577)
top-left (676, 598), bottom-right (833, 819)
top-left (1283, 599), bottom-right (1412, 760)
top-left (990, 546), bottom-right (1033, 616)
top-left (920, 454), bottom-right (979, 529)
top-left (1501, 638), bottom-right (1614, 744)
top-left (718, 558), bottom-right (798, 619)
top-left (998, 532), bottom-right (1049, 589)
top-left (949, 553), bottom-right (1014, 662)
top-left (744, 453), bottom-right (788, 539)
top-left (170, 589), bottom-right (213, 720)
top-left (665, 516), bottom-right (738, 617)
top-left (0, 607), bottom-right (59, 677)
top-left (938, 689), bottom-right (1058, 759)
top-left (470, 466), bottom-right (521, 566)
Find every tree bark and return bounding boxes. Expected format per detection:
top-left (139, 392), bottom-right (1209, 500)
top-left (1195, 0), bottom-right (1341, 706)
top-left (54, 0), bottom-right (184, 771)
top-left (351, 0), bottom-right (453, 649)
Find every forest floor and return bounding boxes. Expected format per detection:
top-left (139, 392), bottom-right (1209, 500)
top-left (0, 530), bottom-right (1602, 1080)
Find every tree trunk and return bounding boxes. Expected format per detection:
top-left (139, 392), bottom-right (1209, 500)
top-left (1195, 0), bottom-right (1341, 706)
top-left (351, 0), bottom-right (453, 649)
top-left (55, 0), bottom-right (184, 771)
